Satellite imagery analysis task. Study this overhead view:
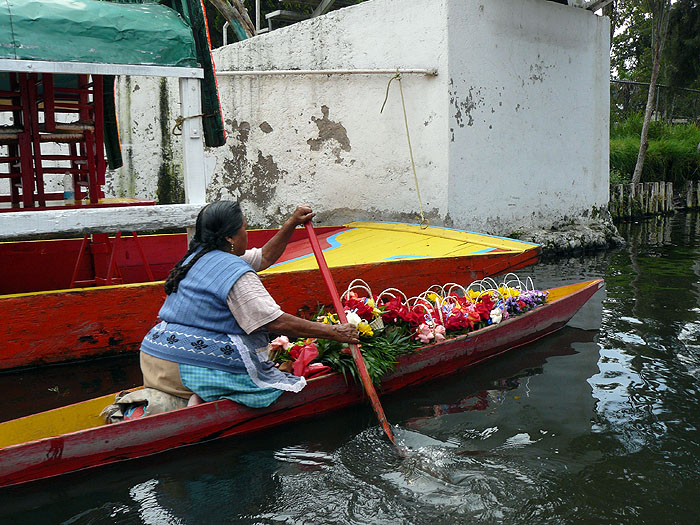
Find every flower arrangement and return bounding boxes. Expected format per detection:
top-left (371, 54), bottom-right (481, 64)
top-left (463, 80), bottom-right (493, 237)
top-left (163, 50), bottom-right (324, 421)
top-left (271, 273), bottom-right (548, 385)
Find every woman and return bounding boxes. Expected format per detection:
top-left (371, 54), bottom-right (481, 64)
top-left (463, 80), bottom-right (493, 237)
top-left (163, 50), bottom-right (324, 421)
top-left (140, 201), bottom-right (359, 408)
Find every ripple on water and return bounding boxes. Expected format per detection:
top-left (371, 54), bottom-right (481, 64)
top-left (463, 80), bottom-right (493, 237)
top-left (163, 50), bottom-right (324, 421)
top-left (678, 321), bottom-right (700, 377)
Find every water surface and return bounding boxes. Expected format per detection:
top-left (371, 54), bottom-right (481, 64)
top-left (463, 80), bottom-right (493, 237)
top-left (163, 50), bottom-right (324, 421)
top-left (2, 213), bottom-right (699, 524)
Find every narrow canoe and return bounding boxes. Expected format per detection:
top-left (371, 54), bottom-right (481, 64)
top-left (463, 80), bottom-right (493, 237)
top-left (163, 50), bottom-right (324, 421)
top-left (0, 279), bottom-right (603, 488)
top-left (0, 222), bottom-right (539, 370)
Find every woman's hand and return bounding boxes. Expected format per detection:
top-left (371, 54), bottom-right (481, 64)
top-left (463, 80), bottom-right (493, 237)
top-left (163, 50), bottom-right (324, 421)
top-left (288, 205), bottom-right (316, 227)
top-left (265, 314), bottom-right (360, 345)
top-left (330, 323), bottom-right (360, 344)
top-left (260, 205), bottom-right (316, 270)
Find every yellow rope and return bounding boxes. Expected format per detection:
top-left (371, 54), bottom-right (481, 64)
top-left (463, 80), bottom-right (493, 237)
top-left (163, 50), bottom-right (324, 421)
top-left (381, 71), bottom-right (429, 229)
top-left (171, 113), bottom-right (213, 136)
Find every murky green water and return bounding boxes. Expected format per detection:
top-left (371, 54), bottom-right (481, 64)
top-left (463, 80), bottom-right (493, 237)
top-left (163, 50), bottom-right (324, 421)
top-left (2, 213), bottom-right (700, 524)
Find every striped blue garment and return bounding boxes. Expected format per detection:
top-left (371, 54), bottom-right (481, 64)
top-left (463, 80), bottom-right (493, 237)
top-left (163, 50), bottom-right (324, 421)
top-left (179, 363), bottom-right (283, 408)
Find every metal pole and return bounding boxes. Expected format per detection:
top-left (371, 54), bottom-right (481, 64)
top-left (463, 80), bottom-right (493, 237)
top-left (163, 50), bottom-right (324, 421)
top-left (223, 21), bottom-right (230, 47)
top-left (256, 0), bottom-right (260, 33)
top-left (216, 68), bottom-right (439, 77)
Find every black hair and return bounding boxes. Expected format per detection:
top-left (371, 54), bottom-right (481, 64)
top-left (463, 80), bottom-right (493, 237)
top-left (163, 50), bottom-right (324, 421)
top-left (164, 200), bottom-right (245, 295)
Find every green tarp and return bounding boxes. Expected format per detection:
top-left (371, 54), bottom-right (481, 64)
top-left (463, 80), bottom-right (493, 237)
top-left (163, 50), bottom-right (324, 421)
top-left (0, 0), bottom-right (198, 67)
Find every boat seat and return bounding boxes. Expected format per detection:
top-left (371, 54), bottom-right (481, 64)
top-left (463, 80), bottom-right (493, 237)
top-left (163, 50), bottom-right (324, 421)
top-left (38, 121), bottom-right (95, 133)
top-left (0, 127), bottom-right (22, 142)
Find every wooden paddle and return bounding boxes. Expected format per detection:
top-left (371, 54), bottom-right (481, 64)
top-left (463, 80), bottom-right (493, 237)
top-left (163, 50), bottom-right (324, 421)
top-left (304, 221), bottom-right (398, 447)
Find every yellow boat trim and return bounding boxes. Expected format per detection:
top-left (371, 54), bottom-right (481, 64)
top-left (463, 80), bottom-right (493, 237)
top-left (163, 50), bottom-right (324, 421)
top-left (0, 280), bottom-right (165, 299)
top-left (546, 279), bottom-right (602, 303)
top-left (0, 392), bottom-right (113, 449)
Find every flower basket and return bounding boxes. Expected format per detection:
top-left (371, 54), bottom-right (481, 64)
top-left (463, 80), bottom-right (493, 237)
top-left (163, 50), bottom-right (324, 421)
top-left (369, 316), bottom-right (384, 331)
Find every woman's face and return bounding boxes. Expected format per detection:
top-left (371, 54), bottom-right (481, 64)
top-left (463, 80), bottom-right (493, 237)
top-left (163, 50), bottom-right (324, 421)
top-left (225, 216), bottom-right (248, 256)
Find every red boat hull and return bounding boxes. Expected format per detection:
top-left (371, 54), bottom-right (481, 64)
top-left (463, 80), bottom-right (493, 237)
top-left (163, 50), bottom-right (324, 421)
top-left (0, 249), bottom-right (539, 370)
top-left (0, 279), bottom-right (603, 488)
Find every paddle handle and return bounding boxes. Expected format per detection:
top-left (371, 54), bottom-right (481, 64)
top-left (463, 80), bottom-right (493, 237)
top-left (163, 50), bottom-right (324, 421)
top-left (304, 222), bottom-right (397, 446)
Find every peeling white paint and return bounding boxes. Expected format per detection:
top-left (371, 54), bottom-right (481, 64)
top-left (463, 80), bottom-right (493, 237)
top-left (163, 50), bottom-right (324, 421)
top-left (103, 0), bottom-right (609, 234)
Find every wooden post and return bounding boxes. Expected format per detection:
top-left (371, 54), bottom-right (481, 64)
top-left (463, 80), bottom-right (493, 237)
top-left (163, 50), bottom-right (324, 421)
top-left (687, 181), bottom-right (693, 208)
top-left (178, 78), bottom-right (207, 206)
top-left (666, 182), bottom-right (673, 212)
top-left (696, 180), bottom-right (700, 209)
top-left (612, 184), bottom-right (622, 219)
top-left (627, 183), bottom-right (635, 218)
top-left (178, 78), bottom-right (207, 243)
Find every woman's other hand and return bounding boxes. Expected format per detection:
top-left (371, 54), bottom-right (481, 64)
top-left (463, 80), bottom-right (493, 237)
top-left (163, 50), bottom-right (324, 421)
top-left (289, 205), bottom-right (315, 227)
top-left (260, 205), bottom-right (316, 270)
top-left (331, 323), bottom-right (360, 344)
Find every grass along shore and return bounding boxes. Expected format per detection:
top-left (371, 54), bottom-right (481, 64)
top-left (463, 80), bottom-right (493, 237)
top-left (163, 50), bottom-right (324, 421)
top-left (610, 114), bottom-right (700, 185)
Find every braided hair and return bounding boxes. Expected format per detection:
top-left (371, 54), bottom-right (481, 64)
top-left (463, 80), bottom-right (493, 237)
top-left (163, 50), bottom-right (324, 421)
top-left (164, 201), bottom-right (245, 295)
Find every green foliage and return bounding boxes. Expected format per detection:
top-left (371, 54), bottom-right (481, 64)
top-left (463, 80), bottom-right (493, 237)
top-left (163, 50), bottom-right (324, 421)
top-left (610, 1), bottom-right (700, 121)
top-left (665, 0), bottom-right (700, 89)
top-left (304, 325), bottom-right (421, 385)
top-left (610, 113), bottom-right (700, 183)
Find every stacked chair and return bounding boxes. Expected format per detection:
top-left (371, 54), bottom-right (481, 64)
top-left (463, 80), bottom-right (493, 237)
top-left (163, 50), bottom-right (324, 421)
top-left (0, 72), bottom-right (106, 208)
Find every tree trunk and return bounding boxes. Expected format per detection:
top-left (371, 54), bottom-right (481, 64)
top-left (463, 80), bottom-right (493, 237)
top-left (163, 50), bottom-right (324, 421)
top-left (631, 1), bottom-right (670, 185)
top-left (209, 0), bottom-right (256, 39)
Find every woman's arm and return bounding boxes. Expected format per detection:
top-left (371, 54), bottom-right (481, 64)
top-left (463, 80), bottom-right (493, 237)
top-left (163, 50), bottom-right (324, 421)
top-left (259, 205), bottom-right (315, 271)
top-left (264, 313), bottom-right (359, 344)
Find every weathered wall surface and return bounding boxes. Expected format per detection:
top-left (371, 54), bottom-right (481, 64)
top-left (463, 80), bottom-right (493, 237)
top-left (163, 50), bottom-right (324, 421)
top-left (446, 0), bottom-right (610, 234)
top-left (103, 0), bottom-right (609, 234)
top-left (106, 76), bottom-right (184, 204)
top-left (209, 0), bottom-right (450, 228)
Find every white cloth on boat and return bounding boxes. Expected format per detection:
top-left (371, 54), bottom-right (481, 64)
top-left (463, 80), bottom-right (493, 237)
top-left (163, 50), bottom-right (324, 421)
top-left (100, 388), bottom-right (187, 424)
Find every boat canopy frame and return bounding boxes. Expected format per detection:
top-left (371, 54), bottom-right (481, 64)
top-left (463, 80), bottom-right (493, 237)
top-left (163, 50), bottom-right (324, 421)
top-left (0, 0), bottom-right (219, 237)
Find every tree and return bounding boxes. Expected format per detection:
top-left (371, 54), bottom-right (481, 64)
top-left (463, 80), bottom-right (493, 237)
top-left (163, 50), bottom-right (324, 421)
top-left (631, 0), bottom-right (672, 185)
top-left (664, 0), bottom-right (700, 90)
top-left (209, 0), bottom-right (255, 38)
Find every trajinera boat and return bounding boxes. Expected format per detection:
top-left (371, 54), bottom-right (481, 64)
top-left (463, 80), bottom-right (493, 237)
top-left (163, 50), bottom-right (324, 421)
top-left (0, 221), bottom-right (539, 370)
top-left (0, 278), bottom-right (603, 488)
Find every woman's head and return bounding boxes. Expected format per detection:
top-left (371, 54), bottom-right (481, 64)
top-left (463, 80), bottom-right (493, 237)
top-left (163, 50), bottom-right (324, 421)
top-left (164, 201), bottom-right (247, 294)
top-left (193, 200), bottom-right (246, 253)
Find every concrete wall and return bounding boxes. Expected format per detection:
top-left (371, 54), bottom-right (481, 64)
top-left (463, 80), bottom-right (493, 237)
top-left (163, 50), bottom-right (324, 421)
top-left (209, 0), bottom-right (450, 228)
top-left (103, 0), bottom-right (610, 233)
top-left (446, 0), bottom-right (610, 233)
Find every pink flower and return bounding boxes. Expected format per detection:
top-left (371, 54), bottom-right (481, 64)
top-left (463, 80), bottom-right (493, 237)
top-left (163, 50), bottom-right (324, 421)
top-left (434, 324), bottom-right (446, 342)
top-left (416, 323), bottom-right (434, 344)
top-left (270, 335), bottom-right (291, 351)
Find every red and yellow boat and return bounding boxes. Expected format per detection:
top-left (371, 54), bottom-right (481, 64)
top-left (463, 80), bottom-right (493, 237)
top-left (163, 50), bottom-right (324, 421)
top-left (0, 279), bottom-right (603, 488)
top-left (0, 221), bottom-right (540, 370)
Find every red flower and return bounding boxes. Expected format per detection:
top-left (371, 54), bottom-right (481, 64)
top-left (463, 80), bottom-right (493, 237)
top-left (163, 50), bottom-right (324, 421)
top-left (464, 304), bottom-right (481, 325)
top-left (289, 344), bottom-right (304, 360)
top-left (475, 302), bottom-right (491, 321)
top-left (380, 296), bottom-right (410, 323)
top-left (479, 294), bottom-right (494, 312)
top-left (444, 310), bottom-right (472, 330)
top-left (343, 294), bottom-right (375, 321)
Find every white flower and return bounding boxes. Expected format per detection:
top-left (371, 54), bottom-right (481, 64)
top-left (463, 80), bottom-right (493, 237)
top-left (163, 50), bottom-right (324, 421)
top-left (490, 307), bottom-right (503, 325)
top-left (345, 311), bottom-right (362, 326)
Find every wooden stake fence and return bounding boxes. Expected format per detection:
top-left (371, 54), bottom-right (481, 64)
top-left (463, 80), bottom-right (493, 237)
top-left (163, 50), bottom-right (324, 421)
top-left (609, 181), bottom-right (700, 220)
